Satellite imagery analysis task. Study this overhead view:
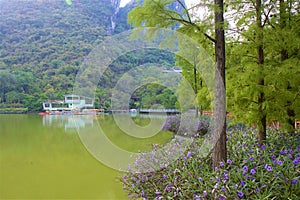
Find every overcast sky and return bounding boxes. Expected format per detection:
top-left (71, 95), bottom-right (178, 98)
top-left (120, 0), bottom-right (193, 8)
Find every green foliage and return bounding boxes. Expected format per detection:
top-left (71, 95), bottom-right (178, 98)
top-left (226, 0), bottom-right (300, 131)
top-left (0, 69), bottom-right (41, 110)
top-left (0, 107), bottom-right (28, 113)
top-left (121, 126), bottom-right (300, 199)
top-left (128, 0), bottom-right (187, 29)
top-left (176, 55), bottom-right (212, 112)
top-left (0, 0), bottom-right (179, 111)
top-left (129, 0), bottom-right (216, 114)
top-left (96, 49), bottom-right (176, 110)
top-left (131, 83), bottom-right (177, 109)
top-left (0, 0), bottom-right (116, 110)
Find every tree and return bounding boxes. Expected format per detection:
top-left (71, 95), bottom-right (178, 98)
top-left (213, 0), bottom-right (227, 165)
top-left (226, 0), bottom-right (300, 138)
top-left (256, 0), bottom-right (267, 141)
top-left (276, 0), bottom-right (299, 132)
top-left (176, 53), bottom-right (209, 117)
top-left (0, 70), bottom-right (16, 103)
top-left (128, 0), bottom-right (227, 165)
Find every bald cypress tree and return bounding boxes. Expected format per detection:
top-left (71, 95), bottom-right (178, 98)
top-left (128, 0), bottom-right (227, 165)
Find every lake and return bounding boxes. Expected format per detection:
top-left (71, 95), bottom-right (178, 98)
top-left (0, 114), bottom-right (172, 199)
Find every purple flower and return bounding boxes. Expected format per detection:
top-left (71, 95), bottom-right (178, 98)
top-left (221, 186), bottom-right (226, 192)
top-left (214, 183), bottom-right (219, 189)
top-left (271, 155), bottom-right (276, 160)
top-left (223, 173), bottom-right (229, 180)
top-left (250, 168), bottom-right (256, 175)
top-left (260, 145), bottom-right (266, 150)
top-left (280, 150), bottom-right (288, 155)
top-left (227, 159), bottom-right (232, 164)
top-left (166, 185), bottom-right (172, 191)
top-left (234, 184), bottom-right (238, 189)
top-left (265, 164), bottom-right (272, 171)
top-left (249, 156), bottom-right (254, 161)
top-left (277, 160), bottom-right (283, 166)
top-left (220, 161), bottom-right (224, 167)
top-left (203, 190), bottom-right (207, 196)
top-left (199, 165), bottom-right (203, 169)
top-left (163, 174), bottom-right (167, 179)
top-left (240, 181), bottom-right (245, 187)
top-left (293, 159), bottom-right (299, 165)
top-left (256, 188), bottom-right (260, 193)
top-left (199, 177), bottom-right (203, 182)
top-left (291, 178), bottom-right (299, 185)
top-left (216, 177), bottom-right (220, 182)
top-left (238, 191), bottom-right (244, 198)
top-left (219, 196), bottom-right (225, 200)
top-left (258, 143), bottom-right (261, 147)
top-left (267, 166), bottom-right (272, 171)
top-left (155, 190), bottom-right (160, 196)
top-left (243, 166), bottom-right (248, 172)
top-left (195, 195), bottom-right (201, 200)
top-left (187, 151), bottom-right (193, 158)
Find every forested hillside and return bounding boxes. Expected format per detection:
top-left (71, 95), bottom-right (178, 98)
top-left (0, 0), bottom-right (184, 111)
top-left (0, 0), bottom-right (118, 110)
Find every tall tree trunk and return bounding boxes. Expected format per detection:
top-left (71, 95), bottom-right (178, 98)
top-left (199, 79), bottom-right (203, 116)
top-left (280, 0), bottom-right (295, 132)
top-left (256, 0), bottom-right (266, 142)
top-left (213, 0), bottom-right (227, 167)
top-left (193, 58), bottom-right (198, 118)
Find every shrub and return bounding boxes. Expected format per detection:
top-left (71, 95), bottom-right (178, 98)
top-left (162, 114), bottom-right (210, 138)
top-left (121, 125), bottom-right (300, 199)
top-left (162, 114), bottom-right (181, 133)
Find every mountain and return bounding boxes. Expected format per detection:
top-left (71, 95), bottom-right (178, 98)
top-left (0, 0), bottom-right (120, 67)
top-left (0, 0), bottom-right (185, 111)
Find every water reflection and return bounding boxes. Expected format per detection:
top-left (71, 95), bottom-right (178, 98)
top-left (42, 113), bottom-right (169, 132)
top-left (42, 114), bottom-right (104, 132)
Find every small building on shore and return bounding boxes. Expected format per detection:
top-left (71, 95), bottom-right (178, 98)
top-left (42, 94), bottom-right (94, 114)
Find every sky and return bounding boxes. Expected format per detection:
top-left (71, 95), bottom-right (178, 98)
top-left (120, 0), bottom-right (193, 8)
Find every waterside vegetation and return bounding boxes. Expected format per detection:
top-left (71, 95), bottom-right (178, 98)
top-left (122, 124), bottom-right (300, 199)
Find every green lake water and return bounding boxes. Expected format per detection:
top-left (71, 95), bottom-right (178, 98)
top-left (0, 114), bottom-right (172, 199)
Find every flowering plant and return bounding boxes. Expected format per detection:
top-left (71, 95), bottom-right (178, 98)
top-left (162, 114), bottom-right (210, 138)
top-left (121, 124), bottom-right (300, 199)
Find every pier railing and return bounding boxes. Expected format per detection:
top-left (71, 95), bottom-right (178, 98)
top-left (139, 108), bottom-right (180, 114)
